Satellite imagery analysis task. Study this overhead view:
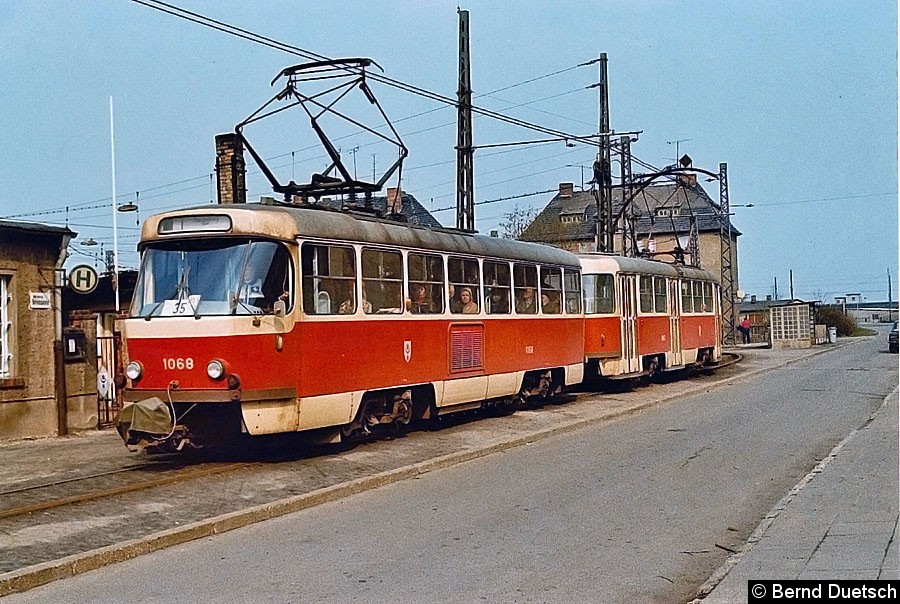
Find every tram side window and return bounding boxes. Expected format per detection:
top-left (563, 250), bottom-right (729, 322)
top-left (692, 281), bottom-right (704, 313)
top-left (362, 248), bottom-right (403, 314)
top-left (639, 276), bottom-right (654, 313)
top-left (448, 257), bottom-right (480, 314)
top-left (564, 268), bottom-right (582, 314)
top-left (654, 276), bottom-right (667, 313)
top-left (258, 244), bottom-right (293, 313)
top-left (702, 282), bottom-right (713, 313)
top-left (540, 266), bottom-right (562, 314)
top-left (407, 252), bottom-right (444, 314)
top-left (301, 243), bottom-right (355, 315)
top-left (513, 263), bottom-right (538, 314)
top-left (483, 260), bottom-right (511, 314)
top-left (681, 280), bottom-right (694, 313)
top-left (583, 273), bottom-right (614, 314)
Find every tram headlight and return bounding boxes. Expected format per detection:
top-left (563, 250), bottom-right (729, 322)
top-left (124, 361), bottom-right (143, 381)
top-left (206, 359), bottom-right (226, 381)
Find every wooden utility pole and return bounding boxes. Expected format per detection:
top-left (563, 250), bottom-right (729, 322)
top-left (456, 10), bottom-right (475, 232)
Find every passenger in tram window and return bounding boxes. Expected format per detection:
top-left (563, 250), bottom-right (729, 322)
top-left (515, 286), bottom-right (537, 314)
top-left (458, 287), bottom-right (479, 314)
top-left (410, 284), bottom-right (435, 314)
top-left (339, 284), bottom-right (372, 314)
top-left (448, 284), bottom-right (462, 313)
top-left (541, 292), bottom-right (561, 314)
top-left (487, 287), bottom-right (509, 314)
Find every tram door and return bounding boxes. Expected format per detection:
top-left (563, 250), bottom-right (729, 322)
top-left (668, 278), bottom-right (683, 367)
top-left (619, 274), bottom-right (640, 374)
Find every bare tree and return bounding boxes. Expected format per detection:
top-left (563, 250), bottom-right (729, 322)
top-left (499, 205), bottom-right (538, 240)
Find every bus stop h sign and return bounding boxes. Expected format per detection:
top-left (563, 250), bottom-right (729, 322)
top-left (68, 265), bottom-right (99, 294)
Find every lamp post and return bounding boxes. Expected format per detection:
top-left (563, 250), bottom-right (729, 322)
top-left (109, 97), bottom-right (119, 312)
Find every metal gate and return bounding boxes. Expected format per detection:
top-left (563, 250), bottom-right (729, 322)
top-left (96, 334), bottom-right (122, 428)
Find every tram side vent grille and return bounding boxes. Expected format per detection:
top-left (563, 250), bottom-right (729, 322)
top-left (450, 327), bottom-right (483, 372)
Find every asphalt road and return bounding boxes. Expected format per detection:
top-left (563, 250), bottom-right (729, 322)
top-left (5, 336), bottom-right (896, 604)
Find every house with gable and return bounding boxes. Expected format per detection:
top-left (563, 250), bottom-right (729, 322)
top-left (520, 175), bottom-right (740, 290)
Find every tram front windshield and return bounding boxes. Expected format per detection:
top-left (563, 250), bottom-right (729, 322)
top-left (130, 239), bottom-right (291, 318)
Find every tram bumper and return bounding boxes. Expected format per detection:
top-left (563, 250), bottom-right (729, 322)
top-left (115, 397), bottom-right (190, 452)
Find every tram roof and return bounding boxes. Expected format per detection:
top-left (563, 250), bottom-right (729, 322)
top-left (140, 202), bottom-right (580, 267)
top-left (577, 252), bottom-right (719, 282)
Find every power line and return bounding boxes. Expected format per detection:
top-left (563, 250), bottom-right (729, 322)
top-left (131, 0), bottom-right (599, 143)
top-left (430, 188), bottom-right (559, 214)
top-left (750, 192), bottom-right (895, 207)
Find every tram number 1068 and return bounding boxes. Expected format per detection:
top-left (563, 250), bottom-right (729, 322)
top-left (163, 357), bottom-right (195, 371)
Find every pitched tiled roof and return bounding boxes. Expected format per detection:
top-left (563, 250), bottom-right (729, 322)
top-left (520, 181), bottom-right (741, 244)
top-left (310, 192), bottom-right (442, 228)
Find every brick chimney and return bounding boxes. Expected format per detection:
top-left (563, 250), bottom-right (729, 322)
top-left (215, 133), bottom-right (246, 204)
top-left (677, 173), bottom-right (698, 187)
top-left (558, 182), bottom-right (574, 198)
top-left (387, 187), bottom-right (403, 214)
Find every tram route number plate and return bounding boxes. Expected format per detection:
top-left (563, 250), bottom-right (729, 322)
top-left (161, 295), bottom-right (201, 316)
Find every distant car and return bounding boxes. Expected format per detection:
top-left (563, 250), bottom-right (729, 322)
top-left (889, 322), bottom-right (898, 353)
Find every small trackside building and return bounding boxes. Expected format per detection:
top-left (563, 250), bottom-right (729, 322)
top-left (0, 220), bottom-right (80, 440)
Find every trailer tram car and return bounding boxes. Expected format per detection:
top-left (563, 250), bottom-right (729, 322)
top-left (116, 201), bottom-right (586, 451)
top-left (579, 254), bottom-right (721, 380)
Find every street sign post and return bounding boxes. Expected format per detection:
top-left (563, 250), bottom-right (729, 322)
top-left (68, 265), bottom-right (99, 294)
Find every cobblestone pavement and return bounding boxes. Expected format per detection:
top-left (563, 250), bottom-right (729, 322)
top-left (0, 344), bottom-right (846, 596)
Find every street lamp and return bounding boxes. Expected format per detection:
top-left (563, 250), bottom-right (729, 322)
top-left (118, 190), bottom-right (139, 214)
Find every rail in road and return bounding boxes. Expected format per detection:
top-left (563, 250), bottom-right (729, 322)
top-left (0, 343), bottom-right (851, 596)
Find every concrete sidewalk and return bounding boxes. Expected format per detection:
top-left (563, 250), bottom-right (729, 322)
top-left (695, 385), bottom-right (899, 602)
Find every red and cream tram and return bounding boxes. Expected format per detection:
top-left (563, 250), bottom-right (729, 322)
top-left (579, 254), bottom-right (721, 380)
top-left (116, 201), bottom-right (586, 451)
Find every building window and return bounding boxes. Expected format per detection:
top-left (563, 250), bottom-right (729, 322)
top-left (1, 275), bottom-right (12, 378)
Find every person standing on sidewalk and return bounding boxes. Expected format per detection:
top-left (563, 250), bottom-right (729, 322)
top-left (740, 316), bottom-right (752, 344)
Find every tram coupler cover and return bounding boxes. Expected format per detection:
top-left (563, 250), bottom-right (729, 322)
top-left (115, 397), bottom-right (174, 451)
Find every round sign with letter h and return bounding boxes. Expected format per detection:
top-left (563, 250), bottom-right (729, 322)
top-left (68, 265), bottom-right (99, 294)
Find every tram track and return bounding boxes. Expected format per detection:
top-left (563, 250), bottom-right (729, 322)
top-left (0, 346), bottom-right (777, 590)
top-left (0, 356), bottom-right (740, 524)
top-left (0, 461), bottom-right (253, 521)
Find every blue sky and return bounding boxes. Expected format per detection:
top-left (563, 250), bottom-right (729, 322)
top-left (1, 1), bottom-right (896, 302)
